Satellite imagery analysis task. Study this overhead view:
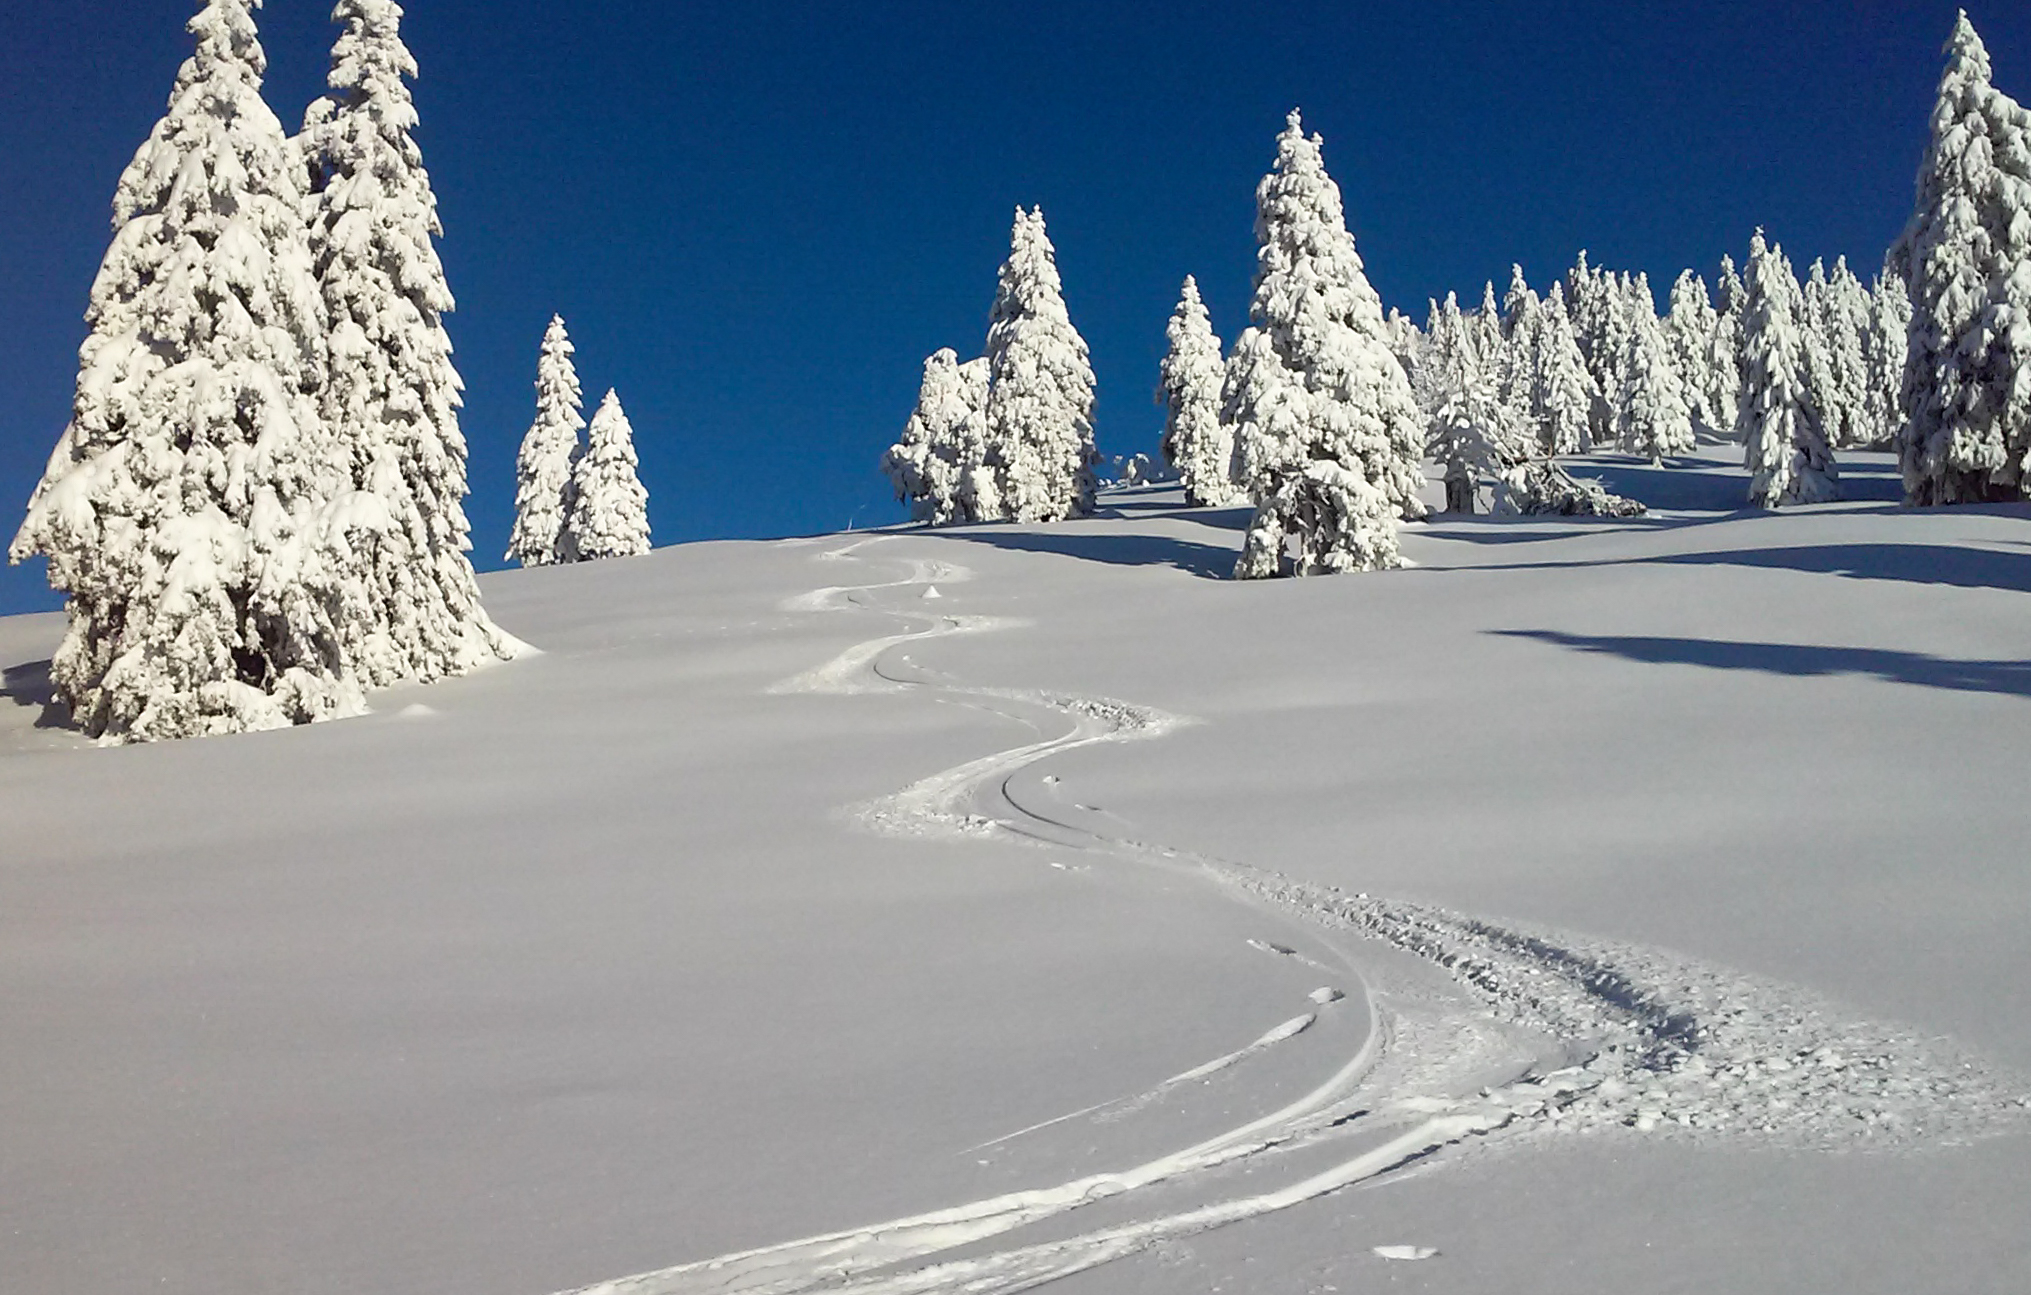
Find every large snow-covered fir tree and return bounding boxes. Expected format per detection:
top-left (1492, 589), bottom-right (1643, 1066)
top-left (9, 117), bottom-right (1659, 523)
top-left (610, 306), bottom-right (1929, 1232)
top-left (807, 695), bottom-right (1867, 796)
top-left (506, 315), bottom-right (585, 565)
top-left (1896, 12), bottom-right (2031, 504)
top-left (1429, 371), bottom-right (1529, 514)
top-left (10, 0), bottom-right (359, 742)
top-left (565, 390), bottom-right (651, 560)
top-left (1226, 111), bottom-right (1426, 579)
top-left (980, 207), bottom-right (1099, 522)
top-left (1740, 231), bottom-right (1839, 507)
top-left (1156, 275), bottom-right (1238, 506)
top-left (881, 347), bottom-right (998, 524)
top-left (301, 0), bottom-right (510, 686)
top-left (1617, 310), bottom-right (1696, 464)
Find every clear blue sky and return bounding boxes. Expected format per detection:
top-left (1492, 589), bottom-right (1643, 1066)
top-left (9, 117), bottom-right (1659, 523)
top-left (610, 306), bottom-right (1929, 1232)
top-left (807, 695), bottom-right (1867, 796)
top-left (2, 1), bottom-right (2026, 614)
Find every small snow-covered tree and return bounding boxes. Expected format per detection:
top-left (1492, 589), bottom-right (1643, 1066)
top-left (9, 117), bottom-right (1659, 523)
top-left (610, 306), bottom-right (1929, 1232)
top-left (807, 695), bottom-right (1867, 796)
top-left (981, 207), bottom-right (1099, 522)
top-left (1708, 254), bottom-right (1748, 439)
top-left (1665, 270), bottom-right (1721, 430)
top-left (1533, 283), bottom-right (1598, 455)
top-left (882, 347), bottom-right (999, 524)
top-left (1618, 310), bottom-right (1696, 463)
top-left (566, 390), bottom-right (650, 560)
top-left (1470, 279), bottom-right (1503, 369)
top-left (506, 315), bottom-right (585, 566)
top-left (1226, 111), bottom-right (1424, 578)
top-left (1413, 291), bottom-right (1476, 411)
top-left (301, 0), bottom-right (510, 686)
top-left (1896, 12), bottom-right (2031, 504)
top-left (9, 0), bottom-right (358, 742)
top-left (1429, 371), bottom-right (1529, 514)
top-left (1864, 268), bottom-right (1913, 447)
top-left (1156, 275), bottom-right (1237, 506)
top-left (1740, 231), bottom-right (1839, 507)
top-left (1806, 257), bottom-right (1876, 449)
top-left (1499, 264), bottom-right (1542, 422)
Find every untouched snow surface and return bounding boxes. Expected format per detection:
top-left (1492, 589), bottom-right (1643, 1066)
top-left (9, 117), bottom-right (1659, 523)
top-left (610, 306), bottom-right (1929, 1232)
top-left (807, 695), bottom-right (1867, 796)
top-left (4, 448), bottom-right (2030, 1294)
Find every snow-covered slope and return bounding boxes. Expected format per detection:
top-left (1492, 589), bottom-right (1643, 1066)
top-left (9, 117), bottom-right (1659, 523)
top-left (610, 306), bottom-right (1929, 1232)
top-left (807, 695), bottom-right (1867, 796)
top-left (3, 449), bottom-right (2028, 1294)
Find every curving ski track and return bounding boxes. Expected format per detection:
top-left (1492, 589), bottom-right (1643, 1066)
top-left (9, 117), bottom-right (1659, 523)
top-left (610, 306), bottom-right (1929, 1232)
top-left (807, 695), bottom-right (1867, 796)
top-left (555, 536), bottom-right (2030, 1295)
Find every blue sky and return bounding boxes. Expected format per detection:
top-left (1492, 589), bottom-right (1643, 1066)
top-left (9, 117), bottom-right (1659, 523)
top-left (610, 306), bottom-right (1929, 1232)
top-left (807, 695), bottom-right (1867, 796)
top-left (2, 1), bottom-right (2026, 614)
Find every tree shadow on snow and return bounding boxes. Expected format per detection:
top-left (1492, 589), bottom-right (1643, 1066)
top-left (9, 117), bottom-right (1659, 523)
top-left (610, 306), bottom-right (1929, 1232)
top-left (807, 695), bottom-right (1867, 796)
top-left (942, 526), bottom-right (1238, 580)
top-left (1497, 630), bottom-right (2031, 701)
top-left (1453, 541), bottom-right (2031, 596)
top-left (1, 659), bottom-right (73, 729)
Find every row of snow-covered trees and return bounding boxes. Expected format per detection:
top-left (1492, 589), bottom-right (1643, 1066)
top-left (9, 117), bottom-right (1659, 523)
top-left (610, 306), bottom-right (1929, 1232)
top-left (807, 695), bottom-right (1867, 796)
top-left (892, 114), bottom-right (1429, 577)
top-left (881, 206), bottom-right (1101, 524)
top-left (1151, 11), bottom-right (2031, 561)
top-left (9, 0), bottom-right (514, 742)
top-left (505, 316), bottom-right (652, 567)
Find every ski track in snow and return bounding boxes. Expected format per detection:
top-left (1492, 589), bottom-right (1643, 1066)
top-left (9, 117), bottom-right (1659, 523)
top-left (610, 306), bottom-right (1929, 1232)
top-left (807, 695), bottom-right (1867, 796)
top-left (555, 536), bottom-right (2031, 1295)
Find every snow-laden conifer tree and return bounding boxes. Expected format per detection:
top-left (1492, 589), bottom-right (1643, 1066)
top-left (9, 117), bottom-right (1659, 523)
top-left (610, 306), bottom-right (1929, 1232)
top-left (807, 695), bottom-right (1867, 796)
top-left (1708, 254), bottom-right (1748, 438)
top-left (1808, 257), bottom-right (1877, 449)
top-left (981, 207), bottom-right (1099, 522)
top-left (301, 0), bottom-right (511, 686)
top-left (1533, 283), bottom-right (1597, 455)
top-left (506, 315), bottom-right (585, 565)
top-left (1896, 12), bottom-right (2031, 503)
top-left (10, 0), bottom-right (359, 742)
top-left (1864, 269), bottom-right (1913, 447)
top-left (1413, 292), bottom-right (1476, 411)
top-left (1471, 280), bottom-right (1503, 368)
top-left (1499, 265), bottom-right (1543, 429)
top-left (565, 390), bottom-right (651, 560)
top-left (1617, 310), bottom-right (1696, 463)
top-left (1741, 232), bottom-right (1839, 507)
top-left (1665, 270), bottom-right (1721, 430)
top-left (1156, 276), bottom-right (1238, 506)
top-left (1429, 371), bottom-right (1529, 514)
top-left (881, 348), bottom-right (999, 524)
top-left (1226, 111), bottom-right (1424, 578)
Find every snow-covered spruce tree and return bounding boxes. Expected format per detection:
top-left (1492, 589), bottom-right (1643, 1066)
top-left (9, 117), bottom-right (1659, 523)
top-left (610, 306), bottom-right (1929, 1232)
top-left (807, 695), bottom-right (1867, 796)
top-left (565, 390), bottom-right (650, 560)
top-left (9, 0), bottom-right (359, 742)
top-left (1497, 265), bottom-right (1543, 433)
top-left (506, 315), bottom-right (585, 565)
top-left (1156, 275), bottom-right (1238, 506)
top-left (1809, 257), bottom-right (1877, 449)
top-left (1896, 12), bottom-right (2031, 504)
top-left (1740, 231), bottom-right (1839, 507)
top-left (881, 347), bottom-right (999, 524)
top-left (1864, 268), bottom-right (1913, 447)
top-left (1227, 111), bottom-right (1425, 578)
top-left (1618, 310), bottom-right (1696, 464)
top-left (1471, 280), bottom-right (1503, 369)
top-left (1429, 370), bottom-right (1529, 514)
top-left (301, 0), bottom-right (510, 686)
top-left (1708, 253), bottom-right (1748, 438)
top-left (1413, 291), bottom-right (1476, 411)
top-left (1533, 282), bottom-right (1598, 456)
top-left (980, 207), bottom-right (1099, 522)
top-left (1665, 270), bottom-right (1720, 430)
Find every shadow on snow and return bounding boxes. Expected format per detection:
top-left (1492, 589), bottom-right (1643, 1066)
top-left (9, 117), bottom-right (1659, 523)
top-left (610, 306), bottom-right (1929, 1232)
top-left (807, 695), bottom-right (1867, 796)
top-left (1496, 629), bottom-right (2031, 701)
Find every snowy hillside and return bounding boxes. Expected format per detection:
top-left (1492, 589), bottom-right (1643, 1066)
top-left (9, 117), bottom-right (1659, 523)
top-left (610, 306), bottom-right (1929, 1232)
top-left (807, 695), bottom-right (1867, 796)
top-left (3, 449), bottom-right (2029, 1294)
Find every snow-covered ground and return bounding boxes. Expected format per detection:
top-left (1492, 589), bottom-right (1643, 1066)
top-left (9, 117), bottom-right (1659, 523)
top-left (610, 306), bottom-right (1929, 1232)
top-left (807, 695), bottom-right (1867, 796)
top-left (4, 448), bottom-right (2029, 1294)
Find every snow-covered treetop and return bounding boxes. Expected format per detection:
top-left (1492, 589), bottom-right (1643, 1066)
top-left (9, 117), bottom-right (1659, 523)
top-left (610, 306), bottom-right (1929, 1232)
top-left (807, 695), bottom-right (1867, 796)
top-left (1250, 110), bottom-right (1391, 345)
top-left (568, 388), bottom-right (651, 560)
